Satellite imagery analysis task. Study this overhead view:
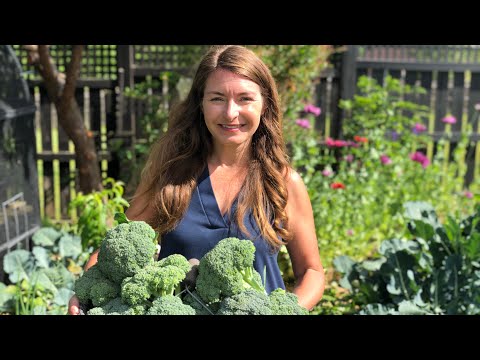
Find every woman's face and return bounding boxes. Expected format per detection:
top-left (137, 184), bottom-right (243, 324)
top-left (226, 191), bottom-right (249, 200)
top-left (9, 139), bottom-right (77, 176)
top-left (202, 69), bottom-right (264, 149)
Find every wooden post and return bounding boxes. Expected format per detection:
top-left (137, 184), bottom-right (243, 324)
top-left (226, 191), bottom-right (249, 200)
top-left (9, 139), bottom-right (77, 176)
top-left (116, 45), bottom-right (135, 138)
top-left (333, 45), bottom-right (357, 139)
top-left (116, 45), bottom-right (136, 168)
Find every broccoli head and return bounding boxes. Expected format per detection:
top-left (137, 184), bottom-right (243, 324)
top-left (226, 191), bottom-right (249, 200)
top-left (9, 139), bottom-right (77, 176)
top-left (217, 289), bottom-right (273, 315)
top-left (74, 264), bottom-right (120, 307)
top-left (195, 237), bottom-right (266, 304)
top-left (97, 221), bottom-right (158, 284)
top-left (146, 295), bottom-right (196, 315)
top-left (269, 289), bottom-right (309, 315)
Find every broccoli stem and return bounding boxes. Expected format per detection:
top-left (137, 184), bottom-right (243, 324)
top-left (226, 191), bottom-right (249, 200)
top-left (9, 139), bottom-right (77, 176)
top-left (240, 267), bottom-right (266, 294)
top-left (157, 287), bottom-right (175, 297)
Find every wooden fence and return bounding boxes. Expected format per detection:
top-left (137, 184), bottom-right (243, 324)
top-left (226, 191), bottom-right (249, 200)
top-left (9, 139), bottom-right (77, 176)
top-left (12, 45), bottom-right (480, 222)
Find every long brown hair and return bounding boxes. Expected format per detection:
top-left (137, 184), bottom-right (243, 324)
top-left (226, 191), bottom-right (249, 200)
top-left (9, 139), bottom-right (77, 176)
top-left (133, 45), bottom-right (292, 248)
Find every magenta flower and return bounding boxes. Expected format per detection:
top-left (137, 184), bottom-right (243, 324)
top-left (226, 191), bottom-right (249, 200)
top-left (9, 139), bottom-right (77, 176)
top-left (326, 138), bottom-right (348, 147)
top-left (322, 169), bottom-right (332, 177)
top-left (344, 154), bottom-right (354, 162)
top-left (295, 118), bottom-right (311, 129)
top-left (410, 151), bottom-right (430, 168)
top-left (346, 229), bottom-right (354, 236)
top-left (464, 191), bottom-right (473, 199)
top-left (304, 104), bottom-right (321, 116)
top-left (380, 155), bottom-right (392, 165)
top-left (412, 123), bottom-right (427, 134)
top-left (442, 115), bottom-right (457, 124)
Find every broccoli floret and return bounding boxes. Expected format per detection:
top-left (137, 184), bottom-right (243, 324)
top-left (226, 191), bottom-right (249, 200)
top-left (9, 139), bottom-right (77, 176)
top-left (97, 221), bottom-right (158, 284)
top-left (158, 254), bottom-right (191, 274)
top-left (269, 289), bottom-right (309, 315)
top-left (196, 237), bottom-right (266, 304)
top-left (146, 295), bottom-right (196, 315)
top-left (121, 254), bottom-right (191, 306)
top-left (86, 307), bottom-right (107, 315)
top-left (74, 264), bottom-right (120, 307)
top-left (87, 297), bottom-right (146, 315)
top-left (217, 289), bottom-right (272, 315)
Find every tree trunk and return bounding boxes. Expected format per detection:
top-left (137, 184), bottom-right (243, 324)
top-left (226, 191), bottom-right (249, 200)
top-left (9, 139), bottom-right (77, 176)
top-left (25, 45), bottom-right (103, 193)
top-left (56, 95), bottom-right (103, 193)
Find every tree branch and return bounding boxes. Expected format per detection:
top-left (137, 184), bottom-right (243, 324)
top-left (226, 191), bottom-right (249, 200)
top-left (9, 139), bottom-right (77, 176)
top-left (62, 45), bottom-right (84, 102)
top-left (37, 45), bottom-right (64, 101)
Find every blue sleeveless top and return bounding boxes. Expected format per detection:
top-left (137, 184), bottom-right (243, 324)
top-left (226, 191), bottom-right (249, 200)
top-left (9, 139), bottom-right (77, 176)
top-left (159, 166), bottom-right (285, 294)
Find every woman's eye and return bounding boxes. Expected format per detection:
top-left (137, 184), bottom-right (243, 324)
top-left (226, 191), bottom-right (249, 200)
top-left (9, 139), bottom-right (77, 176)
top-left (210, 97), bottom-right (223, 102)
top-left (240, 97), bottom-right (254, 102)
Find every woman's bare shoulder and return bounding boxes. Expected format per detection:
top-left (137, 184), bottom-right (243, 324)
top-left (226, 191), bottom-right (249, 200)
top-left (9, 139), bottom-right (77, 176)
top-left (284, 167), bottom-right (306, 192)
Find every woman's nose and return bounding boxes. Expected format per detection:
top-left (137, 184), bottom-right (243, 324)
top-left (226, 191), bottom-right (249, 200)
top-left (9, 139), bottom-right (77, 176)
top-left (225, 100), bottom-right (240, 121)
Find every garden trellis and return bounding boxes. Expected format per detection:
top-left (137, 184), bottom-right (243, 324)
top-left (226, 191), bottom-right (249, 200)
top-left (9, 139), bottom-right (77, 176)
top-left (0, 45), bottom-right (40, 280)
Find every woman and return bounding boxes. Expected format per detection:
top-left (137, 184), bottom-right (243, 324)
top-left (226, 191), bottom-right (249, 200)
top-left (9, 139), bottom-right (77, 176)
top-left (68, 45), bottom-right (324, 314)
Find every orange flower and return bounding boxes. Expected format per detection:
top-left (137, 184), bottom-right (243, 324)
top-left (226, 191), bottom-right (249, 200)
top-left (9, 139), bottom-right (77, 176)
top-left (354, 135), bottom-right (368, 143)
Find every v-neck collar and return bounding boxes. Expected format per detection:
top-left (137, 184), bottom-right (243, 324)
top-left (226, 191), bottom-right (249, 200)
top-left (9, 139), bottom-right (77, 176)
top-left (197, 166), bottom-right (238, 228)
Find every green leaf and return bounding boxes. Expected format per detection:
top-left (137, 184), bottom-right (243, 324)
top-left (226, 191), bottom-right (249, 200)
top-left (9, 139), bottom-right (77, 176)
top-left (379, 238), bottom-right (420, 257)
top-left (0, 284), bottom-right (16, 313)
top-left (58, 234), bottom-right (82, 259)
top-left (53, 288), bottom-right (75, 306)
top-left (397, 300), bottom-right (431, 315)
top-left (360, 303), bottom-right (398, 315)
top-left (114, 212), bottom-right (130, 224)
top-left (31, 270), bottom-right (58, 295)
top-left (32, 246), bottom-right (50, 268)
top-left (32, 227), bottom-right (62, 247)
top-left (3, 249), bottom-right (34, 283)
top-left (333, 255), bottom-right (356, 274)
top-left (361, 258), bottom-right (386, 272)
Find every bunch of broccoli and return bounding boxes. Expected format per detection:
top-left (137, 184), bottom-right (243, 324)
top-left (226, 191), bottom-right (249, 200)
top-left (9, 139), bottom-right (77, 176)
top-left (74, 218), bottom-right (196, 315)
top-left (74, 220), bottom-right (307, 315)
top-left (193, 237), bottom-right (308, 315)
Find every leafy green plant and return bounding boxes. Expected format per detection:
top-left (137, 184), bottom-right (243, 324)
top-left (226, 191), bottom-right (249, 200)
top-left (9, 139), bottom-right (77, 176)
top-left (0, 226), bottom-right (89, 314)
top-left (303, 75), bottom-right (480, 270)
top-left (333, 201), bottom-right (480, 315)
top-left (68, 177), bottom-right (129, 250)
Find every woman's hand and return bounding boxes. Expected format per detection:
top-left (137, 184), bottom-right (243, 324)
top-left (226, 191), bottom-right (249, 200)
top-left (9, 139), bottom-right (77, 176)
top-left (68, 294), bottom-right (81, 315)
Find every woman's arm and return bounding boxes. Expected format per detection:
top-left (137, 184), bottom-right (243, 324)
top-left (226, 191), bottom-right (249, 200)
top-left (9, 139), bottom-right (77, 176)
top-left (285, 169), bottom-right (325, 310)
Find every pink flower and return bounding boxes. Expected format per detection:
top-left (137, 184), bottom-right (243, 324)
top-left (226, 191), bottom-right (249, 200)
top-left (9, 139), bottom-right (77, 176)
top-left (346, 229), bottom-right (354, 236)
top-left (464, 191), bottom-right (473, 199)
top-left (304, 104), bottom-right (321, 116)
top-left (380, 155), bottom-right (392, 165)
top-left (410, 151), bottom-right (430, 168)
top-left (344, 154), bottom-right (354, 162)
top-left (412, 123), bottom-right (427, 134)
top-left (442, 115), bottom-right (457, 124)
top-left (475, 103), bottom-right (480, 111)
top-left (326, 138), bottom-right (348, 148)
top-left (322, 169), bottom-right (332, 177)
top-left (295, 119), bottom-right (311, 129)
